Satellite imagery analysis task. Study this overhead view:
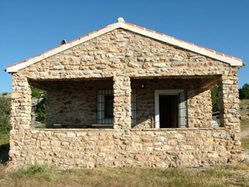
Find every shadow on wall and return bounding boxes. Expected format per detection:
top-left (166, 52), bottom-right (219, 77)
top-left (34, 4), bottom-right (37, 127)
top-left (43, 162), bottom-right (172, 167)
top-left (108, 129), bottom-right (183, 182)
top-left (0, 143), bottom-right (9, 164)
top-left (131, 77), bottom-right (223, 128)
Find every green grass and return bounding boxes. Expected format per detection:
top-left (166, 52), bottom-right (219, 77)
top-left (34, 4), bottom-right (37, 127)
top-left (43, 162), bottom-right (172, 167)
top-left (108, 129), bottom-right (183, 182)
top-left (0, 133), bottom-right (9, 145)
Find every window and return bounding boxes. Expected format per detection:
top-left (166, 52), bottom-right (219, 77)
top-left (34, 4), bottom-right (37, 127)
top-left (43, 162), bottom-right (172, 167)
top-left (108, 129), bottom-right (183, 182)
top-left (97, 90), bottom-right (113, 124)
top-left (104, 95), bottom-right (114, 119)
top-left (131, 90), bottom-right (136, 126)
top-left (97, 90), bottom-right (136, 125)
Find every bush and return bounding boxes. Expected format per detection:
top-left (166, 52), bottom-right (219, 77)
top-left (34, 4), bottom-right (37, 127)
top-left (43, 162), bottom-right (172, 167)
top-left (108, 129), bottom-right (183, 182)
top-left (0, 96), bottom-right (11, 134)
top-left (12, 165), bottom-right (55, 181)
top-left (35, 93), bottom-right (48, 123)
top-left (31, 86), bottom-right (48, 123)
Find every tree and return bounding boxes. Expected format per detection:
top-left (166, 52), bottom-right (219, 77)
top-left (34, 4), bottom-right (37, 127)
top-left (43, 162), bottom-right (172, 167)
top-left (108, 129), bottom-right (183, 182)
top-left (0, 96), bottom-right (11, 134)
top-left (240, 83), bottom-right (249, 99)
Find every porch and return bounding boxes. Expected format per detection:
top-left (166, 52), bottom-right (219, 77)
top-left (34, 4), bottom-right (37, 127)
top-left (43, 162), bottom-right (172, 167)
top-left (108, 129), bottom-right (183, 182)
top-left (29, 75), bottom-right (222, 129)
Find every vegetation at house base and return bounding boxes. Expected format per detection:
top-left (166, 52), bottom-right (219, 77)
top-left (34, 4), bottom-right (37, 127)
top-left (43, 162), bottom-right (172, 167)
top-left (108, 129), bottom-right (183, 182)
top-left (0, 94), bottom-right (10, 164)
top-left (0, 163), bottom-right (249, 187)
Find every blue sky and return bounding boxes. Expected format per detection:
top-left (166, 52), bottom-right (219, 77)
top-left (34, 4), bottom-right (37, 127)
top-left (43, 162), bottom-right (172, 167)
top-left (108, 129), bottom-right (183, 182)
top-left (0, 0), bottom-right (248, 93)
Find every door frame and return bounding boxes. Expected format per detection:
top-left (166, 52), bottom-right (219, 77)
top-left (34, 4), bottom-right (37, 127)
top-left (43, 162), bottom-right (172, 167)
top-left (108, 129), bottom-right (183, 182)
top-left (154, 89), bottom-right (184, 128)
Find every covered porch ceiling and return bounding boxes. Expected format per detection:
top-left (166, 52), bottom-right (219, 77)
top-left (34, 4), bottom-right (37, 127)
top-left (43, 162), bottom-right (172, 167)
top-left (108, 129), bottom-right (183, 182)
top-left (29, 75), bottom-right (221, 91)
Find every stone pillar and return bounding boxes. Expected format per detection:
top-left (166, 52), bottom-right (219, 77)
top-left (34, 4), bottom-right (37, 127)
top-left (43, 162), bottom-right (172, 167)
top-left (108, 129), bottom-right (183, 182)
top-left (8, 73), bottom-right (32, 168)
top-left (187, 89), bottom-right (212, 128)
top-left (10, 73), bottom-right (32, 130)
top-left (220, 68), bottom-right (241, 161)
top-left (113, 75), bottom-right (131, 129)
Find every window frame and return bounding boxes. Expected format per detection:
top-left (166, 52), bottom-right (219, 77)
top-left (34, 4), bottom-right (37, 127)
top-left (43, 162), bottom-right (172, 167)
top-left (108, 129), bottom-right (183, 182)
top-left (97, 90), bottom-right (137, 125)
top-left (154, 89), bottom-right (187, 128)
top-left (97, 90), bottom-right (114, 124)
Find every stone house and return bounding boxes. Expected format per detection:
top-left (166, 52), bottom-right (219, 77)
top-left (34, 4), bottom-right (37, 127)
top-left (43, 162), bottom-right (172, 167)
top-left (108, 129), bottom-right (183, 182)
top-left (6, 18), bottom-right (243, 169)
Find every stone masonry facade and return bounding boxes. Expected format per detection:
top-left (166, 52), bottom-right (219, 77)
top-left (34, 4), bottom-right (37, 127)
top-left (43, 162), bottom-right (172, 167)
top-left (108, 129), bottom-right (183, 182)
top-left (8, 28), bottom-right (241, 169)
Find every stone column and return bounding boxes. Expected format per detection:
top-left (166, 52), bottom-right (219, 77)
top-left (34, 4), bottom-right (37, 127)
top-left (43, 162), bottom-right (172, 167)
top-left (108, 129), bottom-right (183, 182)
top-left (10, 73), bottom-right (32, 130)
top-left (113, 75), bottom-right (131, 129)
top-left (8, 73), bottom-right (32, 168)
top-left (220, 67), bottom-right (241, 161)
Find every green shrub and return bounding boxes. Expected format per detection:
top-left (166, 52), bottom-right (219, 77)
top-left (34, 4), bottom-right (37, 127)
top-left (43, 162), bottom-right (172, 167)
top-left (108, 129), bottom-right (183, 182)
top-left (12, 165), bottom-right (51, 179)
top-left (2, 92), bottom-right (8, 96)
top-left (0, 96), bottom-right (11, 134)
top-left (34, 93), bottom-right (48, 123)
top-left (31, 87), bottom-right (43, 98)
top-left (31, 87), bottom-right (48, 123)
top-left (211, 84), bottom-right (221, 113)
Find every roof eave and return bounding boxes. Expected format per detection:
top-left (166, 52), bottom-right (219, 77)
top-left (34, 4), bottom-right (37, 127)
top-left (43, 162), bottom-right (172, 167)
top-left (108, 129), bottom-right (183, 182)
top-left (6, 22), bottom-right (122, 73)
top-left (120, 23), bottom-right (243, 67)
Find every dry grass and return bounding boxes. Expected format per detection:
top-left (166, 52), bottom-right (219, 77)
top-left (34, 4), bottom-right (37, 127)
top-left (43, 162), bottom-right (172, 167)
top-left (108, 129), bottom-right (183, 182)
top-left (240, 99), bottom-right (249, 150)
top-left (242, 136), bottom-right (249, 149)
top-left (240, 99), bottom-right (249, 107)
top-left (241, 118), bottom-right (249, 129)
top-left (240, 100), bottom-right (249, 126)
top-left (0, 163), bottom-right (249, 187)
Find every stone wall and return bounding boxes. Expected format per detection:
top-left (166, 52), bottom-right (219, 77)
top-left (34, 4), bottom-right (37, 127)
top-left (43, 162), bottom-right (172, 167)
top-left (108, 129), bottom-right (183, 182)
top-left (188, 89), bottom-right (212, 128)
top-left (9, 128), bottom-right (238, 169)
top-left (8, 28), bottom-right (241, 169)
top-left (44, 79), bottom-right (113, 127)
top-left (18, 29), bottom-right (232, 79)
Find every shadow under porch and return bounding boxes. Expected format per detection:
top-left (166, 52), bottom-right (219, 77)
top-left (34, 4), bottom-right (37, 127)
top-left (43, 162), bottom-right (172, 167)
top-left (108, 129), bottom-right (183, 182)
top-left (29, 75), bottom-right (222, 129)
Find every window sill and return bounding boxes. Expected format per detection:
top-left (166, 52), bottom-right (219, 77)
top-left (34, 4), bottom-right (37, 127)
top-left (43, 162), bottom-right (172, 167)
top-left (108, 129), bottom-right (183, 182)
top-left (30, 123), bottom-right (114, 131)
top-left (91, 124), bottom-right (113, 128)
top-left (130, 127), bottom-right (226, 131)
top-left (30, 128), bottom-right (114, 132)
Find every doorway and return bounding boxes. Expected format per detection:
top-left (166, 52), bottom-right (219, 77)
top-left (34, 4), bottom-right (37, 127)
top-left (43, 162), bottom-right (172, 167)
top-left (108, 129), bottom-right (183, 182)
top-left (155, 89), bottom-right (187, 128)
top-left (159, 95), bottom-right (178, 128)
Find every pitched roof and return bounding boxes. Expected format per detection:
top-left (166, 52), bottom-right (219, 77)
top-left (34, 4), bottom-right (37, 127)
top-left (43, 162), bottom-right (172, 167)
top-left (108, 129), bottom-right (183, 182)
top-left (6, 17), bottom-right (243, 73)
